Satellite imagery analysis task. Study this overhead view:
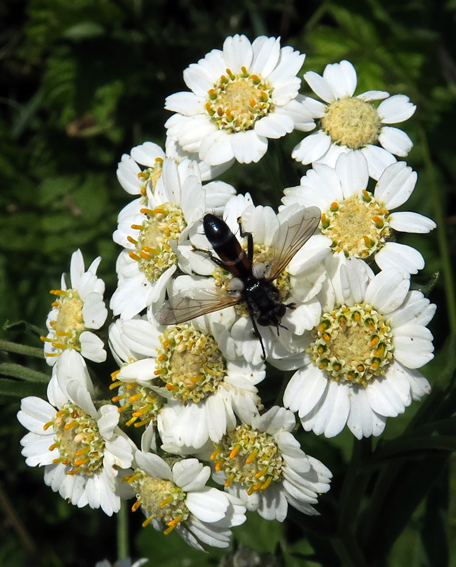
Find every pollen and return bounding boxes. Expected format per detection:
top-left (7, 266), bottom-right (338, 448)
top-left (206, 68), bottom-right (275, 133)
top-left (211, 425), bottom-right (283, 494)
top-left (321, 96), bottom-right (381, 150)
top-left (50, 403), bottom-right (105, 476)
top-left (309, 304), bottom-right (394, 386)
top-left (128, 469), bottom-right (189, 532)
top-left (321, 193), bottom-right (391, 259)
top-left (129, 203), bottom-right (186, 283)
top-left (154, 325), bottom-right (227, 404)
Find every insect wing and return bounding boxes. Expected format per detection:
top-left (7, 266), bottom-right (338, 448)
top-left (155, 287), bottom-right (240, 325)
top-left (267, 206), bottom-right (321, 280)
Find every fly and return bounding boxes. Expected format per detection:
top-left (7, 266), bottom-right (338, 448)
top-left (155, 206), bottom-right (321, 359)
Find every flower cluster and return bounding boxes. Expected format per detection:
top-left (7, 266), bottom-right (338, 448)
top-left (18, 34), bottom-right (436, 551)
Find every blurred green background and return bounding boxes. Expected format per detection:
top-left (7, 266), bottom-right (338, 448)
top-left (1, 0), bottom-right (456, 565)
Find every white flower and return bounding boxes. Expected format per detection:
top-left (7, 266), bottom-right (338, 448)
top-left (210, 406), bottom-right (332, 521)
top-left (292, 60), bottom-right (416, 179)
top-left (165, 35), bottom-right (314, 167)
top-left (42, 249), bottom-right (107, 365)
top-left (126, 451), bottom-right (246, 550)
top-left (110, 158), bottom-right (234, 319)
top-left (17, 355), bottom-right (134, 516)
top-left (282, 153), bottom-right (436, 275)
top-left (281, 263), bottom-right (435, 439)
top-left (114, 312), bottom-right (265, 450)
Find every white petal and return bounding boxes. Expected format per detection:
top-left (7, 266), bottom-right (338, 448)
top-left (360, 145), bottom-right (396, 180)
top-left (292, 131), bottom-right (331, 164)
top-left (130, 141), bottom-right (165, 166)
top-left (357, 90), bottom-right (389, 102)
top-left (375, 243), bottom-right (425, 275)
top-left (223, 35), bottom-right (252, 73)
top-left (199, 130), bottom-right (235, 166)
top-left (388, 211), bottom-right (436, 233)
top-left (379, 127), bottom-right (413, 157)
top-left (378, 94), bottom-right (416, 124)
top-left (335, 151), bottom-right (368, 198)
top-left (365, 269), bottom-right (409, 313)
top-left (164, 91), bottom-right (205, 116)
top-left (304, 71), bottom-right (334, 103)
top-left (250, 36), bottom-right (281, 77)
top-left (374, 161), bottom-right (417, 209)
top-left (255, 112), bottom-right (294, 139)
top-left (323, 60), bottom-right (357, 99)
top-left (186, 487), bottom-right (228, 523)
top-left (79, 331), bottom-right (107, 363)
top-left (230, 130), bottom-right (268, 163)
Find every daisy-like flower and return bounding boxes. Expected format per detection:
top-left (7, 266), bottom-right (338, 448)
top-left (292, 60), bottom-right (416, 179)
top-left (165, 35), bottom-right (315, 166)
top-left (282, 152), bottom-right (436, 275)
top-left (42, 249), bottom-right (108, 365)
top-left (210, 406), bottom-right (332, 521)
top-left (183, 195), bottom-right (329, 365)
top-left (110, 158), bottom-right (234, 319)
top-left (112, 311), bottom-right (265, 450)
top-left (126, 450), bottom-right (246, 550)
top-left (281, 262), bottom-right (435, 439)
top-left (17, 354), bottom-right (134, 516)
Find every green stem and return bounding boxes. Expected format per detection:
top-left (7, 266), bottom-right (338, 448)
top-left (0, 362), bottom-right (49, 383)
top-left (331, 438), bottom-right (372, 567)
top-left (117, 500), bottom-right (129, 560)
top-left (0, 339), bottom-right (44, 359)
top-left (420, 127), bottom-right (456, 334)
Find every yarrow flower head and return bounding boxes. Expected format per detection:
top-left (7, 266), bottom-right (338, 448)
top-left (42, 249), bottom-right (108, 365)
top-left (110, 312), bottom-right (265, 450)
top-left (126, 450), bottom-right (246, 550)
top-left (210, 406), bottom-right (332, 521)
top-left (282, 152), bottom-right (436, 275)
top-left (110, 158), bottom-right (234, 319)
top-left (292, 60), bottom-right (417, 179)
top-left (165, 35), bottom-right (315, 167)
top-left (281, 262), bottom-right (435, 439)
top-left (17, 352), bottom-right (134, 515)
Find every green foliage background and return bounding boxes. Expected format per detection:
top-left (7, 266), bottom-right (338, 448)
top-left (1, 0), bottom-right (456, 566)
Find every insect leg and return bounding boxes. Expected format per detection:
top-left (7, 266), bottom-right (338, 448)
top-left (237, 217), bottom-right (254, 264)
top-left (244, 299), bottom-right (266, 361)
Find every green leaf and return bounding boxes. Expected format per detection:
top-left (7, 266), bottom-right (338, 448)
top-left (233, 511), bottom-right (283, 553)
top-left (0, 378), bottom-right (46, 398)
top-left (0, 363), bottom-right (49, 383)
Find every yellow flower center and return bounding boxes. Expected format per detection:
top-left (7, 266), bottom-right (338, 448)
top-left (128, 203), bottom-right (186, 283)
top-left (154, 325), bottom-right (227, 404)
top-left (206, 66), bottom-right (274, 133)
top-left (321, 191), bottom-right (391, 259)
top-left (42, 290), bottom-right (86, 356)
top-left (47, 403), bottom-right (105, 476)
top-left (309, 303), bottom-right (394, 386)
top-left (110, 377), bottom-right (164, 428)
top-left (321, 97), bottom-right (381, 149)
top-left (211, 425), bottom-right (283, 495)
top-left (127, 468), bottom-right (189, 533)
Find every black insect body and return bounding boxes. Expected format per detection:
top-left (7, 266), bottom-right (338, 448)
top-left (156, 206), bottom-right (321, 358)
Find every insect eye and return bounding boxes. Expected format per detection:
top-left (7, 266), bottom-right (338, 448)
top-left (252, 262), bottom-right (266, 278)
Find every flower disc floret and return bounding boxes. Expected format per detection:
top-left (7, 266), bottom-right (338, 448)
top-left (137, 157), bottom-right (164, 195)
top-left (128, 469), bottom-right (189, 532)
top-left (321, 191), bottom-right (391, 258)
top-left (111, 378), bottom-right (164, 428)
top-left (129, 203), bottom-right (186, 283)
top-left (154, 325), bottom-right (227, 403)
top-left (46, 290), bottom-right (85, 352)
top-left (321, 97), bottom-right (381, 150)
top-left (206, 67), bottom-right (275, 133)
top-left (48, 403), bottom-right (105, 476)
top-left (211, 425), bottom-right (283, 495)
top-left (309, 303), bottom-right (394, 386)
